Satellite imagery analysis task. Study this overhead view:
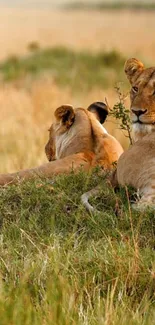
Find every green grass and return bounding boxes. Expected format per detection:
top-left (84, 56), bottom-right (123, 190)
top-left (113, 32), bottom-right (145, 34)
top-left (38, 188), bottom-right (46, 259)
top-left (65, 1), bottom-right (155, 11)
top-left (0, 47), bottom-right (126, 90)
top-left (0, 168), bottom-right (155, 324)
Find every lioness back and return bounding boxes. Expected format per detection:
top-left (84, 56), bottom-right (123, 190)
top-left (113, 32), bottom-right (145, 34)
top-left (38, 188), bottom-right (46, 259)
top-left (45, 103), bottom-right (123, 167)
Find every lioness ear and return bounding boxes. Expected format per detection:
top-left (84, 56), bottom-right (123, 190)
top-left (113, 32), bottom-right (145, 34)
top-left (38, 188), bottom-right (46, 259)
top-left (124, 58), bottom-right (144, 84)
top-left (87, 101), bottom-right (108, 124)
top-left (54, 105), bottom-right (75, 127)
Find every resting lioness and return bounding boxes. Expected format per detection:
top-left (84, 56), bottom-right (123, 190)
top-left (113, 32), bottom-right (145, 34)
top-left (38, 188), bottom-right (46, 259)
top-left (115, 58), bottom-right (155, 209)
top-left (0, 102), bottom-right (123, 186)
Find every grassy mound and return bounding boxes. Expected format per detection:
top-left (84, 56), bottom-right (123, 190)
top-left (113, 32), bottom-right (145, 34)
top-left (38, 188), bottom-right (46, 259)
top-left (0, 47), bottom-right (125, 90)
top-left (0, 168), bottom-right (155, 324)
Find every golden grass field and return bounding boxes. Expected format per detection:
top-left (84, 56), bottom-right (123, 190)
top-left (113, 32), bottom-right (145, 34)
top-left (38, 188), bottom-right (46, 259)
top-left (0, 8), bottom-right (154, 173)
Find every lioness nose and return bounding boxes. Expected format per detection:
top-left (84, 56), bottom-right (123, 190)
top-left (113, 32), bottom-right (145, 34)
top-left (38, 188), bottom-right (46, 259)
top-left (131, 109), bottom-right (147, 117)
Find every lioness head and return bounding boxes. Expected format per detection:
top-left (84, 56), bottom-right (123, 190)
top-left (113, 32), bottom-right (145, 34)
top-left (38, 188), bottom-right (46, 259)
top-left (45, 102), bottom-right (108, 161)
top-left (125, 58), bottom-right (155, 141)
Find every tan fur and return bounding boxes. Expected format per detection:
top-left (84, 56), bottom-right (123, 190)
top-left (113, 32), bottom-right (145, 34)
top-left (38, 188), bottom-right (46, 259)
top-left (116, 58), bottom-right (155, 209)
top-left (0, 102), bottom-right (123, 186)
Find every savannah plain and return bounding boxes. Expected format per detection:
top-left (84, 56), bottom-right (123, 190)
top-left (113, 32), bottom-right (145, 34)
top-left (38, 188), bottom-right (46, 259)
top-left (1, 5), bottom-right (155, 325)
top-left (1, 7), bottom-right (155, 173)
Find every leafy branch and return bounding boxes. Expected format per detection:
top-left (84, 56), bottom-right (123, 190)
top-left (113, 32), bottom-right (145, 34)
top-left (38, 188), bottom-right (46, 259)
top-left (108, 84), bottom-right (133, 145)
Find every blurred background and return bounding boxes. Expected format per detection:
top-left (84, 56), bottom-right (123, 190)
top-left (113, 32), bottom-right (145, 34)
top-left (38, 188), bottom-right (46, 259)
top-left (0, 0), bottom-right (155, 173)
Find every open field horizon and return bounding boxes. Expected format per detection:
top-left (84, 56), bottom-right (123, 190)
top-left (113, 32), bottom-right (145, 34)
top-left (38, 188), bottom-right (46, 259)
top-left (0, 9), bottom-right (155, 61)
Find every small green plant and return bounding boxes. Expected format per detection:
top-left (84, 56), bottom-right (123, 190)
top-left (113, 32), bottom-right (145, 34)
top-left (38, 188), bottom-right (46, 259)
top-left (5, 55), bottom-right (19, 65)
top-left (109, 84), bottom-right (133, 144)
top-left (27, 41), bottom-right (40, 52)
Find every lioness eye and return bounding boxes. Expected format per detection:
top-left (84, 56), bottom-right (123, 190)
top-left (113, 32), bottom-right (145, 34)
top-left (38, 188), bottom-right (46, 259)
top-left (132, 86), bottom-right (138, 93)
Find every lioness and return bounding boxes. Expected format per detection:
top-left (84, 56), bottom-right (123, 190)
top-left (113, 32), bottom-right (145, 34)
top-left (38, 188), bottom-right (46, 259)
top-left (115, 58), bottom-right (155, 209)
top-left (0, 102), bottom-right (123, 186)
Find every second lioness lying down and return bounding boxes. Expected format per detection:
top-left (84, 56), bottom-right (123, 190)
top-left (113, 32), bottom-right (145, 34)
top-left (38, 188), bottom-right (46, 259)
top-left (0, 101), bottom-right (123, 186)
